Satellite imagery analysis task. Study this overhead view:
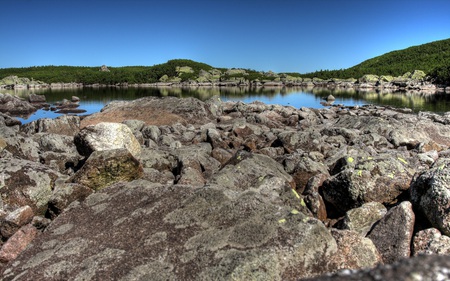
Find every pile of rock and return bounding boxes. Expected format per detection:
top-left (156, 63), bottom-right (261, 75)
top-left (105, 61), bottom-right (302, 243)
top-left (0, 96), bottom-right (449, 280)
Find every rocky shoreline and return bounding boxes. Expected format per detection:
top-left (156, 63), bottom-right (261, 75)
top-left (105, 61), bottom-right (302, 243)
top-left (0, 96), bottom-right (450, 280)
top-left (2, 72), bottom-right (450, 94)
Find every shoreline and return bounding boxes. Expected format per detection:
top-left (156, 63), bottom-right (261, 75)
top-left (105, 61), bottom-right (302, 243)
top-left (1, 79), bottom-right (450, 95)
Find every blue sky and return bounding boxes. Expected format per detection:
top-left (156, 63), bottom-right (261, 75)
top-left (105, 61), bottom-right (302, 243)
top-left (1, 0), bottom-right (449, 73)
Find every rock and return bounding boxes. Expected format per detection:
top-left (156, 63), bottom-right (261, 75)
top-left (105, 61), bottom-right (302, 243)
top-left (100, 65), bottom-right (110, 72)
top-left (46, 182), bottom-right (93, 219)
top-left (209, 150), bottom-right (295, 192)
top-left (322, 153), bottom-right (415, 214)
top-left (410, 158), bottom-right (450, 235)
top-left (0, 206), bottom-right (34, 239)
top-left (21, 115), bottom-right (81, 136)
top-left (412, 228), bottom-right (450, 256)
top-left (283, 152), bottom-right (329, 193)
top-left (0, 224), bottom-right (38, 264)
top-left (80, 96), bottom-right (217, 127)
top-left (0, 158), bottom-right (62, 215)
top-left (28, 94), bottom-right (46, 103)
top-left (0, 93), bottom-right (37, 117)
top-left (359, 74), bottom-right (379, 83)
top-left (338, 202), bottom-right (387, 236)
top-left (0, 180), bottom-right (339, 280)
top-left (367, 201), bottom-right (415, 264)
top-left (71, 96), bottom-right (80, 102)
top-left (74, 122), bottom-right (142, 158)
top-left (329, 229), bottom-right (382, 271)
top-left (303, 254), bottom-right (450, 281)
top-left (172, 143), bottom-right (221, 186)
top-left (1, 135), bottom-right (40, 161)
top-left (326, 94), bottom-right (335, 102)
top-left (68, 149), bottom-right (143, 191)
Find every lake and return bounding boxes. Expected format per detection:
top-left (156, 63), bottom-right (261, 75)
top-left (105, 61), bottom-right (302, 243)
top-left (5, 86), bottom-right (450, 124)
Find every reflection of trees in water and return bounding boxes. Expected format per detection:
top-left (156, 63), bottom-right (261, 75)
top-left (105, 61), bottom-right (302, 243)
top-left (7, 86), bottom-right (450, 113)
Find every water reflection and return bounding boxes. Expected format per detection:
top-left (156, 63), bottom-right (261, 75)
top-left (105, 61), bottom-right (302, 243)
top-left (3, 86), bottom-right (450, 124)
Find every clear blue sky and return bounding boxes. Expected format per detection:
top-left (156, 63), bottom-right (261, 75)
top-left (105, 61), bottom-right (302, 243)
top-left (1, 0), bottom-right (449, 73)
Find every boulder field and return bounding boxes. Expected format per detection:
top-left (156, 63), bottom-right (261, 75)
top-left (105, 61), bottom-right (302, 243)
top-left (0, 96), bottom-right (450, 280)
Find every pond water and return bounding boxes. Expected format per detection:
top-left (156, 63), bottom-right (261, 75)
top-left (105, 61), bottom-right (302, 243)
top-left (5, 86), bottom-right (450, 124)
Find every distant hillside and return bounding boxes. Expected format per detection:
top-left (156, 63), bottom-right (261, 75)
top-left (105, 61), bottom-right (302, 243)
top-left (1, 38), bottom-right (450, 85)
top-left (303, 38), bottom-right (450, 83)
top-left (0, 59), bottom-right (282, 85)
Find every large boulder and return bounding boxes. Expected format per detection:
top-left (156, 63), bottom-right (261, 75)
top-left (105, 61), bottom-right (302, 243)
top-left (0, 93), bottom-right (37, 117)
top-left (80, 96), bottom-right (218, 128)
top-left (322, 153), bottom-right (415, 214)
top-left (367, 201), bottom-right (415, 264)
top-left (1, 179), bottom-right (341, 280)
top-left (338, 202), bottom-right (387, 236)
top-left (21, 115), bottom-right (80, 137)
top-left (0, 158), bottom-right (62, 215)
top-left (74, 122), bottom-right (142, 158)
top-left (68, 149), bottom-right (143, 191)
top-left (410, 158), bottom-right (450, 235)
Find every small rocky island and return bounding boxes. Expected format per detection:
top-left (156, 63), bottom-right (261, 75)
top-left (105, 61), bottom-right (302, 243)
top-left (0, 95), bottom-right (450, 280)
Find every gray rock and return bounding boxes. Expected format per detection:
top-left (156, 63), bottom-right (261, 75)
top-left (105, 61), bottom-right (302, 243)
top-left (74, 122), bottom-right (142, 158)
top-left (367, 201), bottom-right (415, 264)
top-left (47, 181), bottom-right (93, 219)
top-left (173, 143), bottom-right (221, 185)
top-left (1, 136), bottom-right (40, 161)
top-left (0, 93), bottom-right (37, 116)
top-left (0, 158), bottom-right (62, 215)
top-left (141, 125), bottom-right (161, 142)
top-left (322, 153), bottom-right (415, 213)
top-left (209, 151), bottom-right (294, 192)
top-left (410, 158), bottom-right (450, 236)
top-left (28, 94), bottom-right (46, 103)
top-left (303, 254), bottom-right (450, 281)
top-left (339, 202), bottom-right (387, 236)
top-left (0, 179), bottom-right (339, 280)
top-left (21, 115), bottom-right (80, 136)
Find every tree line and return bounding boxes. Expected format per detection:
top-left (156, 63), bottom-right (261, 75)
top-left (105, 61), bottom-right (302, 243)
top-left (1, 38), bottom-right (449, 85)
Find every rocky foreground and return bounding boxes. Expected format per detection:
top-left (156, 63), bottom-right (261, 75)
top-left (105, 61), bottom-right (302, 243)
top-left (0, 96), bottom-right (450, 280)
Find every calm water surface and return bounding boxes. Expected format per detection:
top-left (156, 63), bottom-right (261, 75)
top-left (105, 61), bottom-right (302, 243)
top-left (5, 86), bottom-right (450, 124)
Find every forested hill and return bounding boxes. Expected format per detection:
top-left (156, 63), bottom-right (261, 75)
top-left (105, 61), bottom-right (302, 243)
top-left (303, 38), bottom-right (450, 83)
top-left (1, 38), bottom-right (450, 85)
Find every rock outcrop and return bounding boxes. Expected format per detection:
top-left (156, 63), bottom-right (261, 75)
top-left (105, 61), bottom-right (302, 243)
top-left (0, 96), bottom-right (449, 280)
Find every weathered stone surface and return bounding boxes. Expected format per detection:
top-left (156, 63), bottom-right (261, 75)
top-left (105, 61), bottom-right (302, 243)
top-left (412, 228), bottom-right (450, 256)
top-left (410, 158), bottom-right (450, 235)
top-left (322, 153), bottom-right (415, 214)
top-left (0, 158), bottom-right (62, 215)
top-left (1, 96), bottom-right (450, 279)
top-left (0, 93), bottom-right (37, 116)
top-left (329, 229), bottom-right (382, 271)
top-left (0, 206), bottom-right (34, 239)
top-left (0, 224), bottom-right (38, 264)
top-left (28, 94), bottom-right (46, 103)
top-left (46, 182), bottom-right (93, 219)
top-left (1, 179), bottom-right (339, 280)
top-left (68, 149), bottom-right (143, 191)
top-left (339, 202), bottom-right (387, 236)
top-left (80, 96), bottom-right (217, 128)
top-left (74, 122), bottom-right (142, 158)
top-left (367, 201), bottom-right (415, 264)
top-left (209, 150), bottom-right (295, 191)
top-left (21, 115), bottom-right (80, 136)
top-left (303, 254), bottom-right (450, 281)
